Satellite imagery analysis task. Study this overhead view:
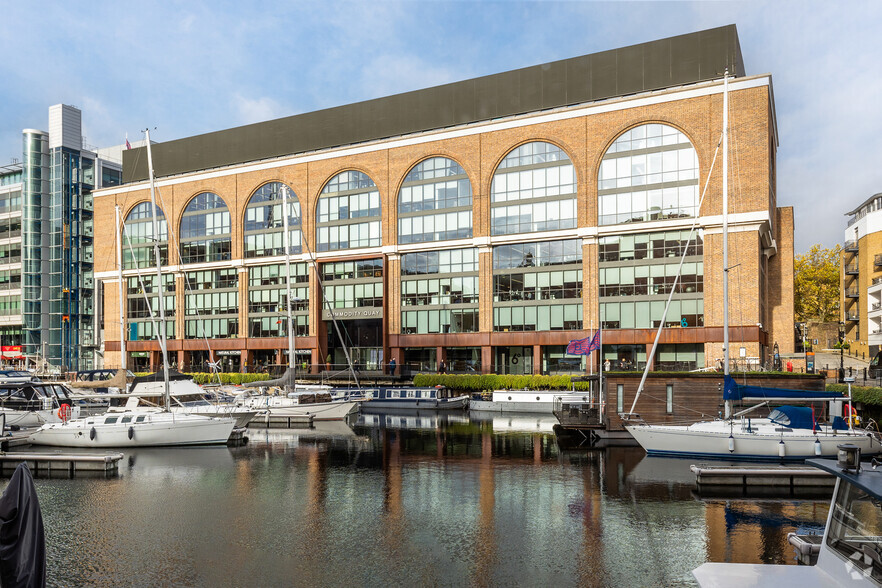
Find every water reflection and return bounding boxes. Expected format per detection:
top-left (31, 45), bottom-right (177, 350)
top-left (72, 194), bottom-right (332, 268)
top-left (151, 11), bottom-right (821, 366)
top-left (16, 411), bottom-right (830, 586)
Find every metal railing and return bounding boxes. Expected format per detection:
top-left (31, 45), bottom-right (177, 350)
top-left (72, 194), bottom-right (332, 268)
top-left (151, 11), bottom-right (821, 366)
top-left (845, 312), bottom-right (860, 321)
top-left (845, 263), bottom-right (859, 274)
top-left (845, 240), bottom-right (859, 251)
top-left (876, 254), bottom-right (882, 267)
top-left (846, 288), bottom-right (860, 298)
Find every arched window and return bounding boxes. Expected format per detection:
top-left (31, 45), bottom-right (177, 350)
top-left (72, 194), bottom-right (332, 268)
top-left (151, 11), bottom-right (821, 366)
top-left (123, 202), bottom-right (167, 270)
top-left (598, 124), bottom-right (699, 225)
top-left (490, 142), bottom-right (577, 236)
top-left (180, 192), bottom-right (231, 264)
top-left (244, 182), bottom-right (302, 258)
top-left (316, 171), bottom-right (380, 252)
top-left (398, 157), bottom-right (472, 244)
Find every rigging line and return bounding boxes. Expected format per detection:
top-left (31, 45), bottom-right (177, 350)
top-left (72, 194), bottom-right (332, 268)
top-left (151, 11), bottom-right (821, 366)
top-left (122, 224), bottom-right (164, 343)
top-left (154, 184), bottom-right (222, 383)
top-left (626, 130), bottom-right (724, 417)
top-left (288, 199), bottom-right (360, 387)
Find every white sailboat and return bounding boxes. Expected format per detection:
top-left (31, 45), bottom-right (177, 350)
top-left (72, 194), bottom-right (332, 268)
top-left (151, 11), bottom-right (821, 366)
top-left (235, 184), bottom-right (359, 422)
top-left (29, 129), bottom-right (236, 448)
top-left (623, 73), bottom-right (881, 460)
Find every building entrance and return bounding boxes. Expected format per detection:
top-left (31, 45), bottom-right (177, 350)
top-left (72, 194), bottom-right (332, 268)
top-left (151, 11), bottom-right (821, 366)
top-left (327, 318), bottom-right (383, 371)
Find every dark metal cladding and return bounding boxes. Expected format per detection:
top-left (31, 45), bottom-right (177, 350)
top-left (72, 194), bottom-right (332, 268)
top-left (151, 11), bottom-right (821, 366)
top-left (123, 25), bottom-right (745, 183)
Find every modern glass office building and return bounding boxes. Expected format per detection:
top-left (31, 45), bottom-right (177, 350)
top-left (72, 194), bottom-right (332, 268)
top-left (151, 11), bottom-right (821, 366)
top-left (92, 25), bottom-right (795, 375)
top-left (1, 105), bottom-right (123, 371)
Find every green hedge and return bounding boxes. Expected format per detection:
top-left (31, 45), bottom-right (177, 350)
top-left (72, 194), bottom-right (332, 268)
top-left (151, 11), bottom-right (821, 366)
top-left (134, 372), bottom-right (272, 386)
top-left (826, 383), bottom-right (882, 407)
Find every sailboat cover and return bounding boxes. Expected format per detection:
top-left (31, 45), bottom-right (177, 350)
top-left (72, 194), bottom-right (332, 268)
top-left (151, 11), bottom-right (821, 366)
top-left (0, 463), bottom-right (46, 587)
top-left (723, 375), bottom-right (845, 402)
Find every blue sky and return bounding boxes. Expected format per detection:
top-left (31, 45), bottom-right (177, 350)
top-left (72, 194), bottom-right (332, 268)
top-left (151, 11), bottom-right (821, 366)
top-left (1, 1), bottom-right (879, 253)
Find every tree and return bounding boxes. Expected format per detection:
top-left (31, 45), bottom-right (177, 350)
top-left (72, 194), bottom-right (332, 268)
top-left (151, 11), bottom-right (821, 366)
top-left (794, 244), bottom-right (842, 322)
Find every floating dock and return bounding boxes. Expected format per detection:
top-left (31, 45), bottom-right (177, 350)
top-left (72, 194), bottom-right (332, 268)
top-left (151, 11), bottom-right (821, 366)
top-left (0, 452), bottom-right (123, 475)
top-left (254, 414), bottom-right (315, 428)
top-left (691, 464), bottom-right (834, 488)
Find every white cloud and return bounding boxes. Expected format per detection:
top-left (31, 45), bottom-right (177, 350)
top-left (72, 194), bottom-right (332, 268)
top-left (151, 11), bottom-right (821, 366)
top-left (232, 94), bottom-right (288, 126)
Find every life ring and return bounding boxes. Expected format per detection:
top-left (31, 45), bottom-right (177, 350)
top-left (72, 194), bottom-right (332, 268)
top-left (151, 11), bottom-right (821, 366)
top-left (57, 404), bottom-right (72, 422)
top-left (845, 404), bottom-right (862, 427)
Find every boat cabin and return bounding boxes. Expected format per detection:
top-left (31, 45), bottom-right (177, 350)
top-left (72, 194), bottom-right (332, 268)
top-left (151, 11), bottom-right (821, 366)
top-left (0, 382), bottom-right (73, 411)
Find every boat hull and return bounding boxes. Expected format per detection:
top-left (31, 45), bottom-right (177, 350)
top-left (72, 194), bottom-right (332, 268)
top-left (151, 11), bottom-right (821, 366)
top-left (626, 421), bottom-right (881, 461)
top-left (253, 400), bottom-right (359, 421)
top-left (361, 396), bottom-right (469, 411)
top-left (29, 412), bottom-right (236, 448)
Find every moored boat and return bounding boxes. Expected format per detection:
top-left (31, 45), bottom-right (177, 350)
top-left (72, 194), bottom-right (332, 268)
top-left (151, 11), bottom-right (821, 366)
top-left (355, 386), bottom-right (468, 411)
top-left (28, 409), bottom-right (235, 448)
top-left (693, 447), bottom-right (882, 586)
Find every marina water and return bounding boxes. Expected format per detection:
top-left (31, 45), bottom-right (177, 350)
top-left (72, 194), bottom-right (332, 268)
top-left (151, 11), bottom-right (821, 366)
top-left (25, 413), bottom-right (828, 586)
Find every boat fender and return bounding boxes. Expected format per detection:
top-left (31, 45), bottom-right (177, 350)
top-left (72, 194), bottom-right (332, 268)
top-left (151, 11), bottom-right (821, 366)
top-left (728, 434), bottom-right (735, 453)
top-left (90, 427), bottom-right (96, 441)
top-left (128, 426), bottom-right (134, 440)
top-left (814, 437), bottom-right (822, 456)
top-left (778, 440), bottom-right (786, 458)
top-left (434, 400), bottom-right (439, 408)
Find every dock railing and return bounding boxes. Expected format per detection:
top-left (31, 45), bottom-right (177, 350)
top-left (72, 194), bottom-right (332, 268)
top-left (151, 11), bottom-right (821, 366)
top-left (553, 394), bottom-right (605, 427)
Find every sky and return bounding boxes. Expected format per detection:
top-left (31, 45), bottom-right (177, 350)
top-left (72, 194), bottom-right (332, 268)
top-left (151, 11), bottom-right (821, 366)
top-left (1, 0), bottom-right (879, 254)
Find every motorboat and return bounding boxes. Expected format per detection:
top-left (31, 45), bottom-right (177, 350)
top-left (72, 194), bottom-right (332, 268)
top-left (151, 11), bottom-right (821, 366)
top-left (0, 379), bottom-right (79, 427)
top-left (28, 409), bottom-right (235, 448)
top-left (693, 447), bottom-right (882, 586)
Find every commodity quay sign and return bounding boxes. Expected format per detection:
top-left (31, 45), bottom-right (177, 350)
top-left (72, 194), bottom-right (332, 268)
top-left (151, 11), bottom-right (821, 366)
top-left (322, 308), bottom-right (383, 320)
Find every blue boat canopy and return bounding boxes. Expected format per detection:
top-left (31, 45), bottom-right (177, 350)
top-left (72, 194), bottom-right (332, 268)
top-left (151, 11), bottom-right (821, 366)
top-left (768, 406), bottom-right (816, 430)
top-left (723, 375), bottom-right (845, 402)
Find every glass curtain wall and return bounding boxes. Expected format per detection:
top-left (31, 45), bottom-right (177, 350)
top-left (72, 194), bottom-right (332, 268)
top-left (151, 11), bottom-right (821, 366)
top-left (248, 263), bottom-right (308, 338)
top-left (599, 230), bottom-right (704, 330)
top-left (492, 239), bottom-right (583, 332)
top-left (184, 269), bottom-right (238, 339)
top-left (490, 142), bottom-right (577, 235)
top-left (126, 274), bottom-right (175, 341)
top-left (317, 171), bottom-right (381, 252)
top-left (244, 182), bottom-right (302, 257)
top-left (21, 131), bottom-right (47, 361)
top-left (398, 157), bottom-right (472, 244)
top-left (401, 248), bottom-right (478, 334)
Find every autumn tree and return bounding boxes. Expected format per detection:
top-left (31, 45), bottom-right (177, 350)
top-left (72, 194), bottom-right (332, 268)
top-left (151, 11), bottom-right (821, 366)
top-left (794, 244), bottom-right (842, 322)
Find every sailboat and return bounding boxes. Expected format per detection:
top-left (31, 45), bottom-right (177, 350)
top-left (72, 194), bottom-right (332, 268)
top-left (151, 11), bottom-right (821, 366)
top-left (623, 73), bottom-right (881, 460)
top-left (29, 130), bottom-right (236, 448)
top-left (234, 184), bottom-right (359, 422)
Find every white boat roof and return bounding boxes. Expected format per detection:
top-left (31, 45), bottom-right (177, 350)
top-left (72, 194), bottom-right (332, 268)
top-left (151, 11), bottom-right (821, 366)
top-left (693, 562), bottom-right (841, 587)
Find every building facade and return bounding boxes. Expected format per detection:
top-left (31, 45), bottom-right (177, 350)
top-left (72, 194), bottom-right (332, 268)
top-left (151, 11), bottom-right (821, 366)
top-left (92, 26), bottom-right (795, 375)
top-left (841, 193), bottom-right (882, 358)
top-left (1, 105), bottom-right (123, 371)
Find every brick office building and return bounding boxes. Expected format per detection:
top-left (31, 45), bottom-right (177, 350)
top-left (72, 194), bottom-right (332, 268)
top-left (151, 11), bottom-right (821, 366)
top-left (91, 25), bottom-right (794, 375)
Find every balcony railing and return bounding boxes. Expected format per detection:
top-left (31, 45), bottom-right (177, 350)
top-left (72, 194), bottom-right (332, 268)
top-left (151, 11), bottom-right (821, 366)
top-left (846, 288), bottom-right (860, 298)
top-left (876, 254), bottom-right (882, 267)
top-left (845, 263), bottom-right (860, 275)
top-left (873, 302), bottom-right (882, 311)
top-left (845, 240), bottom-right (859, 252)
top-left (846, 312), bottom-right (860, 321)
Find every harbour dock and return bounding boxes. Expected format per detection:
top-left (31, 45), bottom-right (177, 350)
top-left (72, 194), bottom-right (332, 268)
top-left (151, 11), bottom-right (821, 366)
top-left (691, 464), bottom-right (834, 488)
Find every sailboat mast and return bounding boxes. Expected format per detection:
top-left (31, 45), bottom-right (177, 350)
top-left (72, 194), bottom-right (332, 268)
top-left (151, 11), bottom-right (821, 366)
top-left (281, 185), bottom-right (296, 394)
top-left (144, 129), bottom-right (170, 409)
top-left (722, 71), bottom-right (731, 418)
top-left (116, 205), bottom-right (126, 371)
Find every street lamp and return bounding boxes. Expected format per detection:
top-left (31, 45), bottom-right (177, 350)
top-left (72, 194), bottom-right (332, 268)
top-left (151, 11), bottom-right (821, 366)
top-left (839, 321), bottom-right (846, 383)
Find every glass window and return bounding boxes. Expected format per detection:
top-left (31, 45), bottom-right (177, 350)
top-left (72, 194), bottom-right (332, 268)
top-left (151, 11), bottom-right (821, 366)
top-left (398, 158), bottom-right (472, 244)
top-left (179, 193), bottom-right (231, 264)
top-left (123, 202), bottom-right (168, 269)
top-left (244, 182), bottom-right (302, 258)
top-left (598, 124), bottom-right (699, 225)
top-left (491, 142), bottom-right (577, 235)
top-left (317, 171), bottom-right (381, 252)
